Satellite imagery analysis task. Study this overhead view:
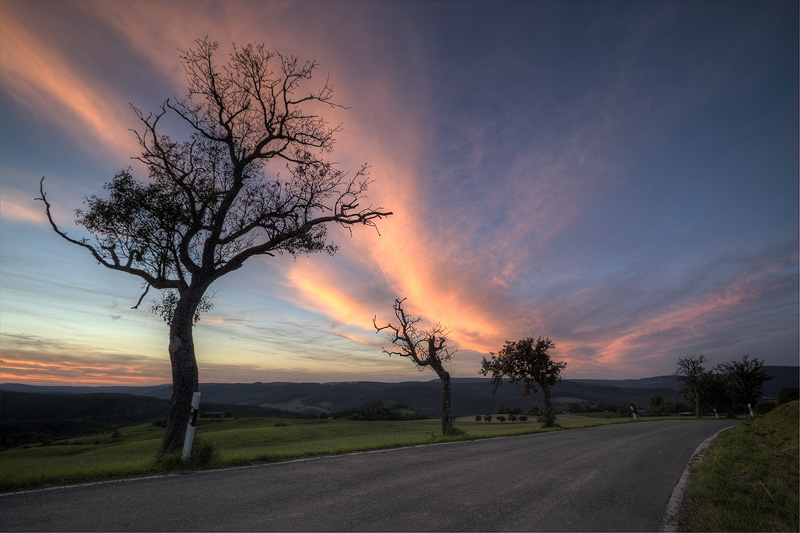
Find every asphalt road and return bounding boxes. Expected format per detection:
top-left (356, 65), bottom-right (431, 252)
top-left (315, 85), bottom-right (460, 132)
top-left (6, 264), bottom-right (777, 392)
top-left (0, 420), bottom-right (735, 532)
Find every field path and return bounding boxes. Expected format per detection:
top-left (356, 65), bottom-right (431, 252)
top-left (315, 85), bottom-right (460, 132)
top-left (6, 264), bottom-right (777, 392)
top-left (0, 420), bottom-right (735, 531)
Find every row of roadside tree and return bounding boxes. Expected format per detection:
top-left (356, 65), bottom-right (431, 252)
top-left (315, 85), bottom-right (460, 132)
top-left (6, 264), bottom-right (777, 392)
top-left (674, 354), bottom-right (788, 417)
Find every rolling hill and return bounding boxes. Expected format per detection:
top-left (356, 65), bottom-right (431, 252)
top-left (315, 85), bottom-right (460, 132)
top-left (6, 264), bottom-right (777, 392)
top-left (2, 366), bottom-right (796, 447)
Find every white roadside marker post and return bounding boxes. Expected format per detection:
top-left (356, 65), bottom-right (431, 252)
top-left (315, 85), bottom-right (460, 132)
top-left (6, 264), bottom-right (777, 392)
top-left (630, 404), bottom-right (637, 421)
top-left (747, 403), bottom-right (755, 418)
top-left (713, 408), bottom-right (719, 419)
top-left (182, 392), bottom-right (201, 461)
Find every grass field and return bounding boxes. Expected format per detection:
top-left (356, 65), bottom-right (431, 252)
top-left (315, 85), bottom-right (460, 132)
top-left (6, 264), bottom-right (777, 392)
top-left (680, 401), bottom-right (799, 532)
top-left (0, 413), bottom-right (635, 491)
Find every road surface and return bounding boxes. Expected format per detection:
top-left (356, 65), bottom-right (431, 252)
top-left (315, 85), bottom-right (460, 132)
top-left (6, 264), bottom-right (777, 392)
top-left (0, 420), bottom-right (734, 531)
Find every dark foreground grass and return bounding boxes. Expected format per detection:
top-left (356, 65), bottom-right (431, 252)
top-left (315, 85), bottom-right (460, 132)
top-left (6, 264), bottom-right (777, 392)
top-left (680, 401), bottom-right (799, 532)
top-left (0, 414), bottom-right (637, 492)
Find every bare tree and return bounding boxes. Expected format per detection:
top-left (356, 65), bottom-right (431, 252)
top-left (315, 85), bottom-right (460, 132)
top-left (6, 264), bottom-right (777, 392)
top-left (480, 337), bottom-right (565, 427)
top-left (37, 38), bottom-right (391, 455)
top-left (675, 354), bottom-right (708, 417)
top-left (373, 298), bottom-right (457, 435)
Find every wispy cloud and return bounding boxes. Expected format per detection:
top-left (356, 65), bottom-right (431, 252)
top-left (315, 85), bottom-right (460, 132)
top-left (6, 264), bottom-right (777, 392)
top-left (0, 333), bottom-right (170, 385)
top-left (1, 6), bottom-right (138, 161)
top-left (0, 189), bottom-right (43, 224)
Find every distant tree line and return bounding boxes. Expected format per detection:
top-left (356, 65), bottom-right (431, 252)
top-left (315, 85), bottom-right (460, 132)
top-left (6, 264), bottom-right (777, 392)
top-left (329, 406), bottom-right (429, 421)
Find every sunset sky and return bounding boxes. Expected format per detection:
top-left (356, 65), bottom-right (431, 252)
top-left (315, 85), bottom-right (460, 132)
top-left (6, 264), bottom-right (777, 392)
top-left (1, 0), bottom-right (797, 386)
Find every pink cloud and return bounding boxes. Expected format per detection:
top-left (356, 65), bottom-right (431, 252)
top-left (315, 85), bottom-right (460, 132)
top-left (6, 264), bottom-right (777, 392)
top-left (557, 268), bottom-right (786, 376)
top-left (0, 189), bottom-right (44, 224)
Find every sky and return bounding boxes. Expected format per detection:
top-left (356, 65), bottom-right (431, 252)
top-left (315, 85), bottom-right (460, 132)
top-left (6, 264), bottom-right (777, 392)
top-left (0, 0), bottom-right (797, 386)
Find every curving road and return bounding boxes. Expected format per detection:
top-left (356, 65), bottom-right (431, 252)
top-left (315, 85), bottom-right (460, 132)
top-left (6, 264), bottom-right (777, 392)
top-left (0, 420), bottom-right (735, 532)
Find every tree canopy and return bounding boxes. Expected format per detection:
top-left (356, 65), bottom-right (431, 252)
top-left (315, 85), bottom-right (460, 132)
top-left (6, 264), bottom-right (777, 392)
top-left (40, 39), bottom-right (390, 312)
top-left (716, 355), bottom-right (774, 409)
top-left (480, 337), bottom-right (566, 426)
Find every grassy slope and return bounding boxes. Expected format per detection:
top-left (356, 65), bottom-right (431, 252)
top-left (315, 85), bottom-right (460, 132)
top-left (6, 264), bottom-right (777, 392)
top-left (681, 401), bottom-right (799, 532)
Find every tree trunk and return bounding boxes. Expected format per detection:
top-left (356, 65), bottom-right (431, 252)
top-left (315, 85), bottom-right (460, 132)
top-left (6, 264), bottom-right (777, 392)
top-left (432, 362), bottom-right (453, 436)
top-left (541, 387), bottom-right (556, 427)
top-left (159, 290), bottom-right (202, 455)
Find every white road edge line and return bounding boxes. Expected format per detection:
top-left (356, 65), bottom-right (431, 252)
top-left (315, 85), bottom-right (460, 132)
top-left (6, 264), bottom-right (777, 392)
top-left (659, 425), bottom-right (734, 532)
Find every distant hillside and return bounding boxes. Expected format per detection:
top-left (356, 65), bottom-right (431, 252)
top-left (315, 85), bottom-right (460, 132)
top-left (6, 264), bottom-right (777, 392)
top-left (2, 379), bottom-right (683, 418)
top-left (2, 366), bottom-right (795, 447)
top-left (0, 391), bottom-right (291, 448)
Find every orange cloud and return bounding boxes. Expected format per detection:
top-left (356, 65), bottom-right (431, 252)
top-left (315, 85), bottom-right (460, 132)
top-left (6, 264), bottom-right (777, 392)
top-left (0, 12), bottom-right (137, 161)
top-left (0, 355), bottom-right (170, 386)
top-left (287, 263), bottom-right (377, 329)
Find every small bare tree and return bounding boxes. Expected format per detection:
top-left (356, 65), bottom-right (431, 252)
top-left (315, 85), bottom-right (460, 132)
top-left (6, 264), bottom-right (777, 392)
top-left (374, 298), bottom-right (457, 435)
top-left (37, 38), bottom-right (391, 456)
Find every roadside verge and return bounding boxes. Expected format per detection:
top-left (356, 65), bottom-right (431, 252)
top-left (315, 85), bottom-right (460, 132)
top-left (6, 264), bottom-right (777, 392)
top-left (659, 425), bottom-right (734, 532)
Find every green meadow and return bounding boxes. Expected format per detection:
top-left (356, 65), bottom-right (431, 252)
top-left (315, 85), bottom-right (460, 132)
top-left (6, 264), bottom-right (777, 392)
top-left (0, 414), bottom-right (632, 492)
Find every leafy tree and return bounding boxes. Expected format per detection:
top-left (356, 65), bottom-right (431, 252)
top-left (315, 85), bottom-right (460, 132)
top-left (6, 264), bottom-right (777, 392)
top-left (474, 415), bottom-right (482, 422)
top-left (483, 414), bottom-right (492, 423)
top-left (648, 394), bottom-right (665, 410)
top-left (38, 39), bottom-right (391, 455)
top-left (519, 414), bottom-right (529, 423)
top-left (716, 355), bottom-right (774, 410)
top-left (497, 415), bottom-right (507, 423)
top-left (374, 298), bottom-right (457, 435)
top-left (676, 354), bottom-right (708, 417)
top-left (508, 413), bottom-right (517, 423)
top-left (700, 370), bottom-right (733, 415)
top-left (480, 337), bottom-right (566, 426)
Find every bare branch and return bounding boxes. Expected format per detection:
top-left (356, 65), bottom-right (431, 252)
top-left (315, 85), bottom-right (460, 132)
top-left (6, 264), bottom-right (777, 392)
top-left (132, 283), bottom-right (151, 309)
top-left (373, 298), bottom-right (457, 369)
top-left (37, 178), bottom-right (170, 291)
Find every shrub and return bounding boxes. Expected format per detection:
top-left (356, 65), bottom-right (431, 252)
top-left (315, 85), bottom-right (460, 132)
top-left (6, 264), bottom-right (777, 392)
top-left (153, 437), bottom-right (220, 470)
top-left (756, 401), bottom-right (777, 414)
top-left (448, 426), bottom-right (467, 437)
top-left (190, 437), bottom-right (221, 466)
top-left (778, 387), bottom-right (799, 404)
